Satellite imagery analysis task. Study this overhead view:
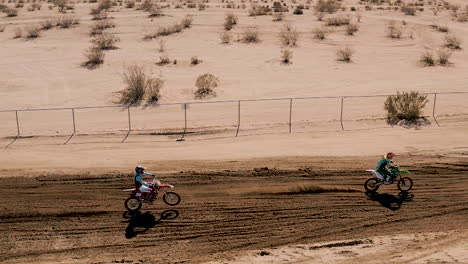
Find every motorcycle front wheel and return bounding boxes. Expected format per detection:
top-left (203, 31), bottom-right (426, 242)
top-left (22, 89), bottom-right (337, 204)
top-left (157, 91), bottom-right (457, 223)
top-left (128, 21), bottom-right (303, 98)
top-left (125, 197), bottom-right (142, 212)
top-left (397, 177), bottom-right (413, 191)
top-left (364, 178), bottom-right (380, 192)
top-left (163, 192), bottom-right (181, 206)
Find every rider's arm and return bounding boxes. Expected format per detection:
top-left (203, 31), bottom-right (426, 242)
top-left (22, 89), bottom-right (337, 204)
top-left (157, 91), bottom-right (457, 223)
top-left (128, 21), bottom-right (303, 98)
top-left (143, 172), bottom-right (155, 177)
top-left (135, 174), bottom-right (150, 187)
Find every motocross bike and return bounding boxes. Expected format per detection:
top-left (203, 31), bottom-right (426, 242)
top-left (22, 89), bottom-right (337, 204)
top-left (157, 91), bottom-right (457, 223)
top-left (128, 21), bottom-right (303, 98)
top-left (124, 177), bottom-right (181, 212)
top-left (364, 168), bottom-right (413, 192)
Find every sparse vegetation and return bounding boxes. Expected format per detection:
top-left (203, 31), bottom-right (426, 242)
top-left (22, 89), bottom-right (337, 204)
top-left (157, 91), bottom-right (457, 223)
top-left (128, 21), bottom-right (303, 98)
top-left (224, 13), bottom-right (237, 30)
top-left (82, 46), bottom-right (105, 69)
top-left (336, 47), bottom-right (354, 62)
top-left (386, 21), bottom-right (403, 39)
top-left (437, 49), bottom-right (452, 66)
top-left (419, 50), bottom-right (435, 66)
top-left (346, 23), bottom-right (359, 35)
top-left (56, 16), bottom-right (79, 28)
top-left (90, 19), bottom-right (115, 35)
top-left (384, 91), bottom-right (429, 125)
top-left (13, 27), bottom-right (22, 38)
top-left (25, 25), bottom-right (41, 39)
top-left (249, 5), bottom-right (271, 16)
top-left (431, 24), bottom-right (449, 33)
top-left (195, 73), bottom-right (219, 99)
top-left (401, 5), bottom-right (416, 16)
top-left (220, 31), bottom-right (232, 44)
top-left (190, 56), bottom-right (202, 65)
top-left (280, 49), bottom-right (293, 64)
top-left (444, 34), bottom-right (462, 49)
top-left (279, 24), bottom-right (299, 47)
top-left (312, 26), bottom-right (328, 40)
top-left (92, 33), bottom-right (120, 50)
top-left (157, 54), bottom-right (171, 65)
top-left (293, 7), bottom-right (303, 15)
top-left (40, 19), bottom-right (55, 30)
top-left (314, 0), bottom-right (341, 14)
top-left (326, 15), bottom-right (350, 26)
top-left (117, 65), bottom-right (163, 105)
top-left (181, 15), bottom-right (193, 28)
top-left (145, 77), bottom-right (164, 104)
top-left (272, 12), bottom-right (284, 22)
top-left (5, 7), bottom-right (18, 17)
top-left (0, 24), bottom-right (6, 33)
top-left (242, 27), bottom-right (260, 43)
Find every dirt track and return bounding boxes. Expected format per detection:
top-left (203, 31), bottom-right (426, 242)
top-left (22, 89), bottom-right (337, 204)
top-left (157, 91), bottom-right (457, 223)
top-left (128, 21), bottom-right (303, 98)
top-left (1, 155), bottom-right (467, 264)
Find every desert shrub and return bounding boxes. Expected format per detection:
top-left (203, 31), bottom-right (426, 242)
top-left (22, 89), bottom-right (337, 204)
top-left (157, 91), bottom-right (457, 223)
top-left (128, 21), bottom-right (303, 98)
top-left (419, 50), bottom-right (435, 66)
top-left (148, 5), bottom-right (163, 17)
top-left (272, 12), bottom-right (284, 21)
top-left (220, 31), bottom-right (232, 44)
top-left (249, 5), bottom-right (271, 16)
top-left (314, 0), bottom-right (341, 14)
top-left (384, 91), bottom-right (428, 124)
top-left (92, 33), bottom-right (120, 50)
top-left (53, 0), bottom-right (68, 12)
top-left (181, 15), bottom-right (193, 28)
top-left (145, 78), bottom-right (163, 104)
top-left (346, 23), bottom-right (359, 35)
top-left (437, 49), bottom-right (452, 65)
top-left (81, 46), bottom-right (105, 69)
top-left (431, 24), bottom-right (449, 32)
top-left (13, 27), bottom-right (22, 38)
top-left (56, 16), bottom-right (79, 28)
top-left (0, 24), bottom-right (6, 32)
top-left (326, 15), bottom-right (350, 26)
top-left (90, 19), bottom-right (115, 35)
top-left (336, 46), bottom-right (354, 62)
top-left (279, 24), bottom-right (298, 47)
top-left (40, 19), bottom-right (55, 30)
top-left (195, 73), bottom-right (219, 99)
top-left (190, 56), bottom-right (202, 65)
top-left (0, 4), bottom-right (7, 12)
top-left (386, 21), bottom-right (403, 39)
top-left (6, 7), bottom-right (18, 16)
top-left (198, 3), bottom-right (206, 11)
top-left (139, 0), bottom-right (153, 12)
top-left (312, 26), bottom-right (328, 39)
top-left (117, 65), bottom-right (148, 105)
top-left (242, 27), bottom-right (260, 43)
top-left (157, 54), bottom-right (171, 65)
top-left (281, 48), bottom-right (292, 64)
top-left (293, 7), bottom-right (303, 14)
top-left (401, 5), bottom-right (416, 15)
top-left (25, 25), bottom-right (41, 38)
top-left (126, 0), bottom-right (135, 8)
top-left (224, 13), bottom-right (237, 30)
top-left (444, 34), bottom-right (462, 49)
top-left (315, 11), bottom-right (325, 21)
top-left (158, 39), bottom-right (166, 52)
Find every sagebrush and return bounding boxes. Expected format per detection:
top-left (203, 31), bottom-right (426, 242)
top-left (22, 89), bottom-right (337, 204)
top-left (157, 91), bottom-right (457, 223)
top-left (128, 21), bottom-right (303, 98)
top-left (384, 91), bottom-right (429, 125)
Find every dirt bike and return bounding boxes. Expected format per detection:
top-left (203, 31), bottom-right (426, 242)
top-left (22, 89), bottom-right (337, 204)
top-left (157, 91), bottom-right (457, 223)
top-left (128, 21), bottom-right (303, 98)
top-left (364, 168), bottom-right (413, 192)
top-left (124, 177), bottom-right (181, 212)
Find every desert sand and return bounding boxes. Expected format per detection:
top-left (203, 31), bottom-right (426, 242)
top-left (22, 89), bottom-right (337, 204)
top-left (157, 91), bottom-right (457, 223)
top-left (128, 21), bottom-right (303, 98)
top-left (1, 0), bottom-right (468, 263)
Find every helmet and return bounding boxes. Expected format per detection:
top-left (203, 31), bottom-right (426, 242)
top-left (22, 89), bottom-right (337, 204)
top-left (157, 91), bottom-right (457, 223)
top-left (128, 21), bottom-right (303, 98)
top-left (386, 152), bottom-right (395, 159)
top-left (135, 165), bottom-right (146, 174)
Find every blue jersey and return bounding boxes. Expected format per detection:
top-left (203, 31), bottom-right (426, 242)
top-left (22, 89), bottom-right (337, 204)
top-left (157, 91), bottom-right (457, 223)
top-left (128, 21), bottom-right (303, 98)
top-left (134, 172), bottom-right (153, 188)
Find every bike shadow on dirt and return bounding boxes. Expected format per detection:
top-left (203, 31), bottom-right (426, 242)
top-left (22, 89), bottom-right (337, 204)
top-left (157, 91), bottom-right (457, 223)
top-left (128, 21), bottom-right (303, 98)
top-left (122, 209), bottom-right (180, 239)
top-left (365, 191), bottom-right (414, 211)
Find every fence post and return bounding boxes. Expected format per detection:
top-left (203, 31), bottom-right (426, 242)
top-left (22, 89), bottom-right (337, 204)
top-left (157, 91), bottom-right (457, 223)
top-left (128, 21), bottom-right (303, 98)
top-left (121, 106), bottom-right (131, 143)
top-left (177, 104), bottom-right (188, 141)
top-left (289, 98), bottom-right (293, 133)
top-left (5, 110), bottom-right (20, 147)
top-left (432, 93), bottom-right (440, 127)
top-left (236, 100), bottom-right (241, 137)
top-left (340, 97), bottom-right (344, 131)
top-left (64, 108), bottom-right (76, 144)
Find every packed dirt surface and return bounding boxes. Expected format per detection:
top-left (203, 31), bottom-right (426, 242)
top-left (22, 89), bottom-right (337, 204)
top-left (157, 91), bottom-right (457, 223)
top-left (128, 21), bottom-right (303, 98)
top-left (1, 155), bottom-right (467, 263)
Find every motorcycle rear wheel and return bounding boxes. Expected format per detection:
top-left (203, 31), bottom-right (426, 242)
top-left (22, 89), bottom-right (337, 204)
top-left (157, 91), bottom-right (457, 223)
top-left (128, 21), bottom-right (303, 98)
top-left (364, 178), bottom-right (380, 192)
top-left (397, 177), bottom-right (413, 192)
top-left (125, 197), bottom-right (142, 212)
top-left (163, 192), bottom-right (181, 206)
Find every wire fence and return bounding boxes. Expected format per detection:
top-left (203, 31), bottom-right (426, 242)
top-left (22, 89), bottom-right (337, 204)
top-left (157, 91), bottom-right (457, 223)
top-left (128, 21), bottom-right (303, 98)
top-left (1, 91), bottom-right (468, 147)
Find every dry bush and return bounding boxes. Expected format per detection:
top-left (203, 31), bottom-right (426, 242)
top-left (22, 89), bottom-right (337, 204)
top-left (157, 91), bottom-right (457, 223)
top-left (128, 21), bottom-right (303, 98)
top-left (126, 0), bottom-right (135, 8)
top-left (430, 24), bottom-right (449, 32)
top-left (279, 24), bottom-right (298, 47)
top-left (336, 46), bottom-right (354, 62)
top-left (181, 15), bottom-right (193, 28)
top-left (272, 12), bottom-right (284, 21)
top-left (419, 50), bottom-right (435, 66)
top-left (117, 65), bottom-right (148, 105)
top-left (224, 12), bottom-right (237, 30)
top-left (190, 56), bottom-right (202, 65)
top-left (90, 19), bottom-right (115, 35)
top-left (81, 46), bottom-right (105, 69)
top-left (312, 26), bottom-right (328, 39)
top-left (293, 7), bottom-right (303, 15)
top-left (315, 11), bottom-right (325, 21)
top-left (53, 0), bottom-right (68, 12)
top-left (0, 24), bottom-right (6, 32)
top-left (6, 7), bottom-right (18, 16)
top-left (157, 54), bottom-right (171, 65)
top-left (384, 91), bottom-right (429, 125)
top-left (0, 4), bottom-right (7, 12)
top-left (56, 16), bottom-right (79, 28)
top-left (40, 19), bottom-right (55, 30)
top-left (148, 5), bottom-right (163, 17)
top-left (92, 33), bottom-right (120, 50)
top-left (437, 49), bottom-right (452, 65)
top-left (356, 12), bottom-right (362, 22)
top-left (346, 23), bottom-right (359, 35)
top-left (314, 0), bottom-right (341, 14)
top-left (401, 5), bottom-right (416, 15)
top-left (139, 0), bottom-right (153, 12)
top-left (444, 34), bottom-right (462, 49)
top-left (326, 15), bottom-right (350, 26)
top-left (386, 21), bottom-right (403, 39)
top-left (220, 31), bottom-right (232, 44)
top-left (25, 25), bottom-right (41, 38)
top-left (145, 78), bottom-right (163, 104)
top-left (280, 48), bottom-right (292, 64)
top-left (13, 27), bottom-right (22, 38)
top-left (158, 39), bottom-right (166, 52)
top-left (195, 73), bottom-right (219, 99)
top-left (249, 5), bottom-right (271, 16)
top-left (242, 27), bottom-right (260, 43)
